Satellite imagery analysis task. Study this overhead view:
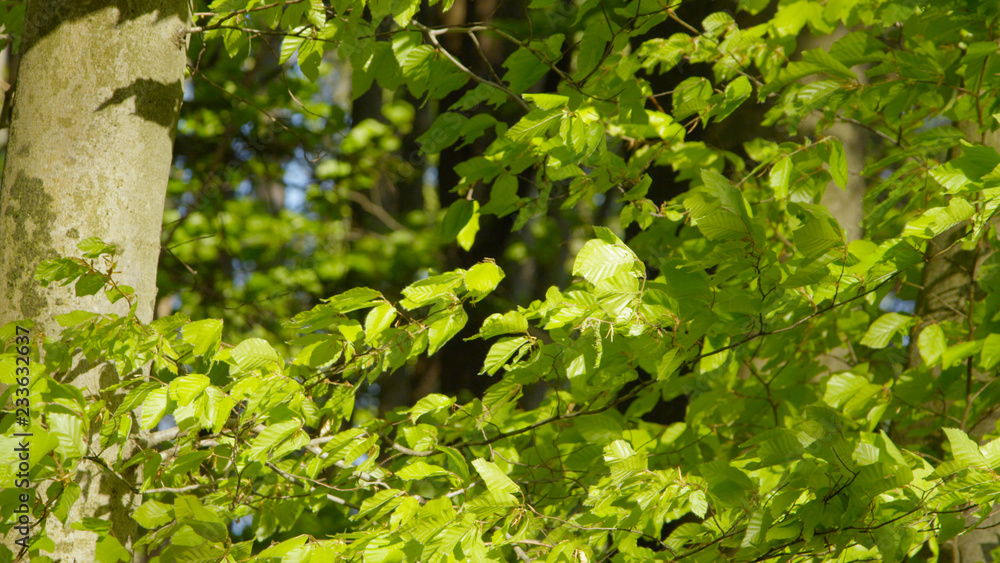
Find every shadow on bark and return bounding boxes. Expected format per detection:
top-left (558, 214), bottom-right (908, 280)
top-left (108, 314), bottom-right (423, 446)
top-left (20, 0), bottom-right (188, 54)
top-left (95, 78), bottom-right (184, 128)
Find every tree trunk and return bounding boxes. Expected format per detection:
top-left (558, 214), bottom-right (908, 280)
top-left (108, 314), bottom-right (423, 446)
top-left (938, 126), bottom-right (1000, 563)
top-left (913, 225), bottom-right (991, 563)
top-left (0, 1), bottom-right (189, 560)
top-left (799, 28), bottom-right (869, 376)
top-left (801, 28), bottom-right (868, 243)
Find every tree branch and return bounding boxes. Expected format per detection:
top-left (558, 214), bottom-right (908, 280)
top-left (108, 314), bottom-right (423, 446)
top-left (413, 22), bottom-right (531, 112)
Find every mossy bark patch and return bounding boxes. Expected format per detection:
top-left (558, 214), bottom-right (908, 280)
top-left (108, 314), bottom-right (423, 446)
top-left (1, 172), bottom-right (57, 320)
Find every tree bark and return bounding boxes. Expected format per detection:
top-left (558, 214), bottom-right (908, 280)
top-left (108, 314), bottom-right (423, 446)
top-left (801, 28), bottom-right (868, 244)
top-left (938, 126), bottom-right (1000, 563)
top-left (912, 225), bottom-right (991, 563)
top-left (0, 1), bottom-right (189, 560)
top-left (799, 28), bottom-right (869, 376)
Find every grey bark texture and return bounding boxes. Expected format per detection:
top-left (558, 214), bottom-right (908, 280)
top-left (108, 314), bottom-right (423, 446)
top-left (0, 1), bottom-right (189, 560)
top-left (938, 126), bottom-right (1000, 563)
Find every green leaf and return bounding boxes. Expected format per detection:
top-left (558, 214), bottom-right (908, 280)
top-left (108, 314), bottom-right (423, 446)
top-left (104, 284), bottom-right (134, 304)
top-left (141, 388), bottom-right (169, 430)
top-left (828, 138), bottom-right (849, 188)
top-left (297, 39), bottom-right (323, 81)
top-left (457, 201), bottom-right (480, 251)
top-left (656, 348), bottom-right (682, 380)
top-left (407, 393), bottom-right (456, 422)
top-left (174, 495), bottom-right (228, 542)
top-left (50, 482), bottom-right (82, 525)
top-left (203, 387), bottom-right (235, 434)
top-left (249, 419), bottom-right (302, 462)
top-left (219, 27), bottom-right (248, 59)
top-left (399, 45), bottom-right (435, 97)
top-left (50, 412), bottom-right (85, 459)
top-left (401, 271), bottom-right (465, 309)
top-left (603, 439), bottom-right (647, 484)
top-left (280, 31), bottom-right (306, 64)
top-left (508, 108), bottom-right (561, 142)
top-left (464, 262), bottom-right (504, 295)
top-left (231, 338), bottom-right (282, 371)
top-left (277, 0), bottom-right (307, 28)
top-left (55, 310), bottom-right (99, 327)
top-left (441, 200), bottom-right (475, 242)
top-left (523, 93), bottom-right (569, 110)
top-left (72, 517), bottom-right (112, 534)
top-left (480, 336), bottom-right (530, 375)
top-left (75, 273), bottom-right (106, 297)
top-left (427, 308), bottom-right (468, 355)
top-left (714, 75), bottom-right (752, 121)
top-left (390, 0), bottom-right (419, 25)
top-left (769, 157), bottom-right (792, 199)
top-left (860, 313), bottom-right (915, 349)
top-left (824, 372), bottom-right (877, 411)
top-left (479, 175), bottom-right (520, 217)
top-left (559, 113), bottom-right (604, 156)
top-left (929, 163), bottom-right (972, 193)
top-left (980, 333), bottom-right (1000, 370)
top-left (703, 11), bottom-right (734, 35)
top-left (437, 445), bottom-right (471, 482)
top-left (364, 303), bottom-right (398, 345)
top-left (917, 324), bottom-right (945, 365)
top-left (307, 0), bottom-right (326, 26)
top-left (478, 311), bottom-right (528, 340)
top-left (471, 458), bottom-right (519, 495)
top-left (457, 114), bottom-right (497, 149)
top-left (944, 427), bottom-right (988, 470)
top-left (672, 76), bottom-right (712, 120)
top-left (418, 112), bottom-right (467, 154)
top-left (953, 143), bottom-right (1000, 180)
top-left (902, 198), bottom-right (975, 239)
top-left (95, 535), bottom-right (130, 563)
top-left (182, 319), bottom-right (223, 357)
top-left (793, 204), bottom-right (843, 258)
top-left (293, 333), bottom-right (342, 367)
top-left (133, 500), bottom-right (174, 529)
top-left (35, 258), bottom-right (85, 286)
top-left (168, 452), bottom-right (212, 479)
top-left (692, 169), bottom-right (753, 222)
top-left (741, 510), bottom-right (767, 548)
top-left (689, 490), bottom-right (708, 518)
top-left (686, 200), bottom-right (748, 240)
top-left (76, 236), bottom-right (117, 258)
top-left (324, 287), bottom-right (383, 313)
top-left (573, 232), bottom-right (638, 285)
top-left (576, 22), bottom-right (609, 77)
top-left (941, 340), bottom-right (983, 369)
top-left (169, 374), bottom-right (210, 406)
top-left (502, 48), bottom-right (549, 94)
top-left (356, 489), bottom-right (404, 520)
top-left (396, 461), bottom-right (452, 480)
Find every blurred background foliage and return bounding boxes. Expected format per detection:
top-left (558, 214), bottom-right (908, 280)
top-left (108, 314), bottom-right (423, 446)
top-left (160, 0), bottom-right (755, 409)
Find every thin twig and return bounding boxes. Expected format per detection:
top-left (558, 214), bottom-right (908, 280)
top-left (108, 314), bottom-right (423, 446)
top-left (345, 190), bottom-right (410, 233)
top-left (142, 483), bottom-right (207, 494)
top-left (414, 22), bottom-right (530, 112)
top-left (266, 461), bottom-right (360, 509)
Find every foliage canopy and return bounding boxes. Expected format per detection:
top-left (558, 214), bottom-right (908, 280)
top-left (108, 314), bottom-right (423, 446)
top-left (6, 0), bottom-right (1000, 561)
